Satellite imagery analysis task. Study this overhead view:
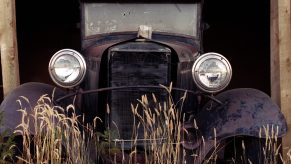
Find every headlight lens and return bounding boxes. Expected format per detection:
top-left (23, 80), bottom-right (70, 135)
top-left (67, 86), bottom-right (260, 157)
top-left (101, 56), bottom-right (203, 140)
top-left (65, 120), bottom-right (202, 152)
top-left (192, 52), bottom-right (232, 93)
top-left (49, 49), bottom-right (86, 88)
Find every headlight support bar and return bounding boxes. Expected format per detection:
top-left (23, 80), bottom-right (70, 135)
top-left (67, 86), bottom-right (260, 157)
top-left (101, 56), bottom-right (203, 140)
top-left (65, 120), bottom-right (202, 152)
top-left (55, 85), bottom-right (223, 106)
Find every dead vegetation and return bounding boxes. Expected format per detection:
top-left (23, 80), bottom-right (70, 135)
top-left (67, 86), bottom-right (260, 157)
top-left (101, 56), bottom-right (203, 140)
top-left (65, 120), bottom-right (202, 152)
top-left (5, 86), bottom-right (291, 163)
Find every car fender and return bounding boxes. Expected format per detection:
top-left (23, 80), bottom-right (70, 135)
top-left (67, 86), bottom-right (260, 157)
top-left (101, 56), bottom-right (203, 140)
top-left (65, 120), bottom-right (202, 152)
top-left (196, 88), bottom-right (287, 140)
top-left (0, 82), bottom-right (71, 135)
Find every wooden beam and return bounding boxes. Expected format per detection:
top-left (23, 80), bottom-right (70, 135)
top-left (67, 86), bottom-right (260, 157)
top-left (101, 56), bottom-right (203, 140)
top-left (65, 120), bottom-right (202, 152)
top-left (272, 0), bottom-right (291, 156)
top-left (0, 0), bottom-right (20, 97)
top-left (279, 0), bottom-right (291, 154)
top-left (271, 0), bottom-right (280, 106)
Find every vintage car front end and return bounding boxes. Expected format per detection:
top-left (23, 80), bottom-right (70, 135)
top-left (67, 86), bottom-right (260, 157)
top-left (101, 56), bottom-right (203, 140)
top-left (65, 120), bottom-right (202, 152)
top-left (78, 1), bottom-right (203, 146)
top-left (0, 0), bottom-right (287, 163)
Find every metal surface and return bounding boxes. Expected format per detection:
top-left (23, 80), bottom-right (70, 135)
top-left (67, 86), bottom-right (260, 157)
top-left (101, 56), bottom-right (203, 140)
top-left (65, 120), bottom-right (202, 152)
top-left (49, 49), bottom-right (87, 88)
top-left (0, 82), bottom-right (71, 135)
top-left (56, 85), bottom-right (200, 103)
top-left (108, 42), bottom-right (171, 147)
top-left (195, 88), bottom-right (287, 140)
top-left (137, 25), bottom-right (152, 39)
top-left (81, 35), bottom-right (200, 123)
top-left (192, 52), bottom-right (232, 93)
top-left (82, 34), bottom-right (200, 94)
top-left (84, 33), bottom-right (199, 60)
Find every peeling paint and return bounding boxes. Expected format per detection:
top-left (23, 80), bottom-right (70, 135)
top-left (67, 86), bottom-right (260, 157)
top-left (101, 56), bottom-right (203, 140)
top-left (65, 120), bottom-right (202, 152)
top-left (195, 88), bottom-right (287, 140)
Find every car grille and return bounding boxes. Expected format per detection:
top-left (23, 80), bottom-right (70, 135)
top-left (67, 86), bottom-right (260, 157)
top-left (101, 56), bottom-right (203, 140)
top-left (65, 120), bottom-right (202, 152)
top-left (108, 42), bottom-right (171, 149)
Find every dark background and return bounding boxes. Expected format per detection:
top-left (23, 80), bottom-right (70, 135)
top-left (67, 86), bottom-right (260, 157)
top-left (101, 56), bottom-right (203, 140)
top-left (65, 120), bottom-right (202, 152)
top-left (202, 0), bottom-right (270, 93)
top-left (0, 0), bottom-right (270, 100)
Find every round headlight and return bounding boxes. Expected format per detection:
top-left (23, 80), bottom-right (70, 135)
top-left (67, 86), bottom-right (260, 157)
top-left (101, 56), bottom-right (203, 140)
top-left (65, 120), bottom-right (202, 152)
top-left (49, 49), bottom-right (86, 88)
top-left (192, 52), bottom-right (232, 93)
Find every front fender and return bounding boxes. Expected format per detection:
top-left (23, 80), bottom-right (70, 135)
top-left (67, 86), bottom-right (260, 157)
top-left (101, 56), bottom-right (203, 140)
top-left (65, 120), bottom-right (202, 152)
top-left (196, 88), bottom-right (287, 140)
top-left (0, 82), bottom-right (69, 134)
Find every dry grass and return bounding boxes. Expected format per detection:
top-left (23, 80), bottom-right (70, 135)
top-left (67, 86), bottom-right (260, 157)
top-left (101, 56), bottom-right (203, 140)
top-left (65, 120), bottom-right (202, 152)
top-left (14, 94), bottom-right (95, 163)
top-left (128, 84), bottom-right (186, 163)
top-left (11, 87), bottom-right (291, 164)
top-left (260, 125), bottom-right (281, 163)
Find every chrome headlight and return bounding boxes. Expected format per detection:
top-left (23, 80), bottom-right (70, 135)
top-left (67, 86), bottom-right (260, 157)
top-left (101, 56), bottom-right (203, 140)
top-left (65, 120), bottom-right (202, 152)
top-left (192, 52), bottom-right (232, 93)
top-left (49, 49), bottom-right (86, 88)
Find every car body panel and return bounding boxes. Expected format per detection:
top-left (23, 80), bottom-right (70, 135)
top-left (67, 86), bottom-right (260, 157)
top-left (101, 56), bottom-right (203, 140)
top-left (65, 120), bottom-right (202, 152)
top-left (196, 88), bottom-right (287, 140)
top-left (0, 82), bottom-right (71, 135)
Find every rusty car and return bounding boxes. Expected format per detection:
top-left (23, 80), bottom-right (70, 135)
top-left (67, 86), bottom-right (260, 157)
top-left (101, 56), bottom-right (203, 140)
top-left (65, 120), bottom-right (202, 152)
top-left (0, 0), bottom-right (287, 163)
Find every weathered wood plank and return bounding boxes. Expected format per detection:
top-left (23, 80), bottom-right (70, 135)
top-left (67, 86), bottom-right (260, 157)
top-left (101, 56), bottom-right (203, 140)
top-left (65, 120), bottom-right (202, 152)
top-left (0, 0), bottom-right (20, 97)
top-left (276, 0), bottom-right (291, 156)
top-left (271, 0), bottom-right (280, 106)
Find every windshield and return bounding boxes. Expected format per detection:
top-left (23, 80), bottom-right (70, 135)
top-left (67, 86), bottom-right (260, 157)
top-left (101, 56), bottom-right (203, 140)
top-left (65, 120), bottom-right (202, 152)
top-left (83, 3), bottom-right (201, 37)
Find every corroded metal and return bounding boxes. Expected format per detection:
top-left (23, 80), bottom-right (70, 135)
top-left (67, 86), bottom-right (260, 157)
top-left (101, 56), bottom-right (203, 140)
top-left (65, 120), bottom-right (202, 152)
top-left (56, 85), bottom-right (200, 103)
top-left (181, 88), bottom-right (288, 162)
top-left (0, 82), bottom-right (70, 135)
top-left (196, 88), bottom-right (287, 140)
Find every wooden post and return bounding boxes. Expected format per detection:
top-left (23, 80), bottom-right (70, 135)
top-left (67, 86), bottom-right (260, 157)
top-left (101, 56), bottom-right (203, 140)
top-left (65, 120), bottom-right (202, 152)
top-left (271, 0), bottom-right (280, 106)
top-left (0, 0), bottom-right (20, 97)
top-left (272, 0), bottom-right (291, 156)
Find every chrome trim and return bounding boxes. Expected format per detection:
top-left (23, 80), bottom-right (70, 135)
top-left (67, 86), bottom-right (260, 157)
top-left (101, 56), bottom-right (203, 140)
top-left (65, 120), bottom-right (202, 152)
top-left (48, 49), bottom-right (86, 88)
top-left (192, 52), bottom-right (232, 93)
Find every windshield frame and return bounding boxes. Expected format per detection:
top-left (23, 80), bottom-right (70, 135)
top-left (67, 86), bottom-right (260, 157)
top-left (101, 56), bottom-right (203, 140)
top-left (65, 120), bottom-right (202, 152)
top-left (80, 2), bottom-right (202, 40)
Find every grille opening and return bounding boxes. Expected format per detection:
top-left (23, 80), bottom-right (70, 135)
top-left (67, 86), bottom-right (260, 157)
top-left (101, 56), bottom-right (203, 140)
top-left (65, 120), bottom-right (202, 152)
top-left (107, 41), bottom-right (172, 149)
